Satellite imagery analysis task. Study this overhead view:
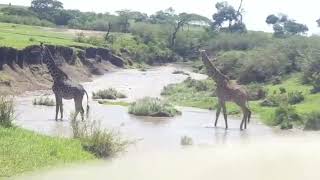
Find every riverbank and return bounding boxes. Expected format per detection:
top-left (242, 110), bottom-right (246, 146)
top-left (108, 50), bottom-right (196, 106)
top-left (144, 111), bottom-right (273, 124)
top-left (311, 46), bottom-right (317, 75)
top-left (0, 127), bottom-right (95, 177)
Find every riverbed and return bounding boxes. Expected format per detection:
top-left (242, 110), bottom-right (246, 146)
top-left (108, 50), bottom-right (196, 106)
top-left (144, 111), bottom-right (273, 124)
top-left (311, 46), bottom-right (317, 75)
top-left (13, 64), bottom-right (320, 180)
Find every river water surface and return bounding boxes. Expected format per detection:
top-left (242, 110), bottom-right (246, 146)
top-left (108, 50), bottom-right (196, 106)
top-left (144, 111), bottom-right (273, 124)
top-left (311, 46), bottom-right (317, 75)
top-left (13, 64), bottom-right (320, 180)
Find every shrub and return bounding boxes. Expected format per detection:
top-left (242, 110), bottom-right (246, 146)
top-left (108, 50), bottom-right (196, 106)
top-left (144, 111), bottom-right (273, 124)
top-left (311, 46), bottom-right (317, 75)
top-left (304, 112), bottom-right (320, 130)
top-left (92, 88), bottom-right (127, 100)
top-left (288, 91), bottom-right (304, 105)
top-left (172, 70), bottom-right (190, 76)
top-left (180, 136), bottom-right (193, 146)
top-left (29, 37), bottom-right (36, 42)
top-left (33, 97), bottom-right (55, 106)
top-left (183, 77), bottom-right (214, 92)
top-left (0, 97), bottom-right (15, 128)
top-left (128, 97), bottom-right (181, 117)
top-left (70, 115), bottom-right (129, 158)
top-left (274, 101), bottom-right (300, 129)
top-left (245, 84), bottom-right (267, 100)
top-left (0, 14), bottom-right (54, 27)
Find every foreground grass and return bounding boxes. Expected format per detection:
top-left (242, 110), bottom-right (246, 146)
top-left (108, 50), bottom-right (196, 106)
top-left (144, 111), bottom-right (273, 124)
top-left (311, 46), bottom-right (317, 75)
top-left (0, 22), bottom-right (91, 49)
top-left (0, 127), bottom-right (94, 177)
top-left (162, 74), bottom-right (320, 127)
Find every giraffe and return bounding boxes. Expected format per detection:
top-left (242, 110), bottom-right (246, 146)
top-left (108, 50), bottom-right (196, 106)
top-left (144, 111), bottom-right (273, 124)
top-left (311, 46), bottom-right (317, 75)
top-left (200, 50), bottom-right (251, 130)
top-left (36, 43), bottom-right (89, 121)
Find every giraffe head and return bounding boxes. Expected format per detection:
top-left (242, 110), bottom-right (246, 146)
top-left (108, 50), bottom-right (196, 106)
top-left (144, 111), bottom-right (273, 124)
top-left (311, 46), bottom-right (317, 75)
top-left (200, 50), bottom-right (229, 83)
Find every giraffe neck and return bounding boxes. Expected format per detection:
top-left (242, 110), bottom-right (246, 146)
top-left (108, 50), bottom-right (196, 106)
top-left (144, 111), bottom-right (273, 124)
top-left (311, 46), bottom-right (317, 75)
top-left (43, 48), bottom-right (68, 82)
top-left (201, 52), bottom-right (229, 83)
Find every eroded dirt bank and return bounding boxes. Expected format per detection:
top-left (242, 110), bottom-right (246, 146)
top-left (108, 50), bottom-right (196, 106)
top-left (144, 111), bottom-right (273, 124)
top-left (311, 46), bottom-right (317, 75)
top-left (0, 45), bottom-right (128, 95)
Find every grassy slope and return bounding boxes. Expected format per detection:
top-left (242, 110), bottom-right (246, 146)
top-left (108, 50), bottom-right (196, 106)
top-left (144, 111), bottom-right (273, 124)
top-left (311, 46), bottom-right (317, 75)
top-left (162, 73), bottom-right (318, 125)
top-left (0, 127), bottom-right (95, 177)
top-left (0, 22), bottom-right (91, 49)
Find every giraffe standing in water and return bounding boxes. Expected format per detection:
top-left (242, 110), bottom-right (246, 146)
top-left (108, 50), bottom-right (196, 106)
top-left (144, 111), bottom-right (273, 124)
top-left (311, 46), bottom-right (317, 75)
top-left (200, 50), bottom-right (251, 130)
top-left (37, 43), bottom-right (89, 121)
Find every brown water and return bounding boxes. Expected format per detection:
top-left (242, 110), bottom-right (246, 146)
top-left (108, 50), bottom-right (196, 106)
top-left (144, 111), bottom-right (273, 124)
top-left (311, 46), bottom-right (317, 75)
top-left (13, 64), bottom-right (320, 179)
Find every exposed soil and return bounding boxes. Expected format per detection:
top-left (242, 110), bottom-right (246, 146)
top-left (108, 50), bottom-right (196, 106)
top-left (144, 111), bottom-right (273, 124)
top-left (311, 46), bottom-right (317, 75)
top-left (0, 44), bottom-right (128, 95)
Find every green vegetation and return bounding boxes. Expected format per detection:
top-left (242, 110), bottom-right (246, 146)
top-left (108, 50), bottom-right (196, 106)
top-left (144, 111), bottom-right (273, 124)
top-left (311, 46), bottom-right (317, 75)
top-left (0, 97), bottom-right (14, 128)
top-left (304, 112), bottom-right (320, 130)
top-left (128, 97), bottom-right (181, 117)
top-left (0, 127), bottom-right (95, 177)
top-left (98, 100), bottom-right (131, 107)
top-left (0, 22), bottom-right (91, 49)
top-left (0, 96), bottom-right (94, 177)
top-left (71, 115), bottom-right (129, 158)
top-left (172, 70), bottom-right (190, 76)
top-left (92, 88), bottom-right (127, 100)
top-left (162, 74), bottom-right (320, 129)
top-left (33, 97), bottom-right (55, 106)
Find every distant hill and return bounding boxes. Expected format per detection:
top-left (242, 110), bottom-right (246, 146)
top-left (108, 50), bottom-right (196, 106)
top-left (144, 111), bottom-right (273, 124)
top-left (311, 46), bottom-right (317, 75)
top-left (0, 4), bottom-right (28, 9)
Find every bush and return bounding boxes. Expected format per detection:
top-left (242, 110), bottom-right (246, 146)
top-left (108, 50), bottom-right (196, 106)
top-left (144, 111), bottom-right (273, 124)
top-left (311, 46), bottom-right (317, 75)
top-left (0, 14), bottom-right (54, 27)
top-left (274, 102), bottom-right (300, 129)
top-left (246, 84), bottom-right (267, 100)
top-left (288, 91), bottom-right (304, 105)
top-left (183, 77), bottom-right (214, 92)
top-left (128, 97), bottom-right (181, 117)
top-left (172, 70), bottom-right (190, 76)
top-left (0, 97), bottom-right (15, 128)
top-left (92, 88), bottom-right (127, 100)
top-left (304, 112), bottom-right (320, 130)
top-left (33, 97), bottom-right (55, 106)
top-left (70, 115), bottom-right (129, 158)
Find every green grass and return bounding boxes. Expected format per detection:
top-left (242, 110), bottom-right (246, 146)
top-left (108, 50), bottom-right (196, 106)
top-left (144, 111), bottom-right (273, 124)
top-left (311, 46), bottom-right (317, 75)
top-left (129, 97), bottom-right (181, 117)
top-left (0, 127), bottom-right (95, 177)
top-left (98, 100), bottom-right (131, 106)
top-left (92, 88), bottom-right (127, 100)
top-left (0, 22), bottom-right (92, 49)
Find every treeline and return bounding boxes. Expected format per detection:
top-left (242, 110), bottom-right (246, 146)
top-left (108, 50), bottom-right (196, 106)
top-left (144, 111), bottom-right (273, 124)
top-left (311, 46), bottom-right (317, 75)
top-left (1, 0), bottom-right (320, 88)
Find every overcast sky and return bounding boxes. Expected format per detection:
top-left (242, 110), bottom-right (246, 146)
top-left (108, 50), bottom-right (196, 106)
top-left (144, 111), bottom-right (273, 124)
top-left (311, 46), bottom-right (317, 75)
top-left (2, 0), bottom-right (320, 34)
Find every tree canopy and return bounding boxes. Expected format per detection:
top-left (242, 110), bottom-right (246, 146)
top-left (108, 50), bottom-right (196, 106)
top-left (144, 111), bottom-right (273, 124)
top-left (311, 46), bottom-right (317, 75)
top-left (211, 1), bottom-right (246, 33)
top-left (266, 14), bottom-right (308, 37)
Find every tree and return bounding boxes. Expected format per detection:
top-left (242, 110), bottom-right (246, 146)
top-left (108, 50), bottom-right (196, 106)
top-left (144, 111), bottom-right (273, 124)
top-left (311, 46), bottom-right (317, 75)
top-left (150, 8), bottom-right (210, 48)
top-left (211, 1), bottom-right (246, 33)
top-left (30, 0), bottom-right (63, 21)
top-left (266, 14), bottom-right (308, 37)
top-left (53, 9), bottom-right (74, 25)
top-left (170, 12), bottom-right (210, 48)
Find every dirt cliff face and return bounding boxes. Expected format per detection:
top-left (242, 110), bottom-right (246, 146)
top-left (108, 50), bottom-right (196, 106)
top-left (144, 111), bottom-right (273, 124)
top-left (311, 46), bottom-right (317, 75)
top-left (0, 44), bottom-right (129, 95)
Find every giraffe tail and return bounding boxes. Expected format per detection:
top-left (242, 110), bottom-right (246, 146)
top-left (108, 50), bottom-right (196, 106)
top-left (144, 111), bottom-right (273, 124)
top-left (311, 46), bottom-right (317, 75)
top-left (84, 90), bottom-right (90, 118)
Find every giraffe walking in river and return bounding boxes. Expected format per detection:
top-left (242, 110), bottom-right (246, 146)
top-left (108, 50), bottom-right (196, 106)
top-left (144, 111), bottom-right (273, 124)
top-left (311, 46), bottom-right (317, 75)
top-left (36, 43), bottom-right (89, 121)
top-left (200, 50), bottom-right (251, 130)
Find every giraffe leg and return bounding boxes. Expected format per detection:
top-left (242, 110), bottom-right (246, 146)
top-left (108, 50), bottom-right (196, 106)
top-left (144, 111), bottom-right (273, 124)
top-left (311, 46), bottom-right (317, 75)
top-left (60, 100), bottom-right (63, 121)
top-left (221, 101), bottom-right (228, 129)
top-left (215, 105), bottom-right (221, 127)
top-left (54, 94), bottom-right (61, 121)
top-left (74, 96), bottom-right (84, 121)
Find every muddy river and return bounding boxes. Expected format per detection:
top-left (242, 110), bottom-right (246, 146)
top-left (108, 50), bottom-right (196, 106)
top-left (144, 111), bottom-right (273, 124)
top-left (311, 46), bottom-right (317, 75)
top-left (12, 64), bottom-right (320, 180)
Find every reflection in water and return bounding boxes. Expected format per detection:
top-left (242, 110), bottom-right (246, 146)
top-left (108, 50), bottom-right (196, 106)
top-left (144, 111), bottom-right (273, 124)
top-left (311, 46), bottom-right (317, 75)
top-left (13, 64), bottom-right (320, 179)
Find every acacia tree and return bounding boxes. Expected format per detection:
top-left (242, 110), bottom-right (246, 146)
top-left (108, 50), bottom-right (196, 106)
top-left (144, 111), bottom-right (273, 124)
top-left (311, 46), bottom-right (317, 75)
top-left (211, 0), bottom-right (246, 33)
top-left (150, 8), bottom-right (210, 48)
top-left (116, 10), bottom-right (149, 33)
top-left (266, 14), bottom-right (308, 37)
top-left (30, 0), bottom-right (63, 21)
